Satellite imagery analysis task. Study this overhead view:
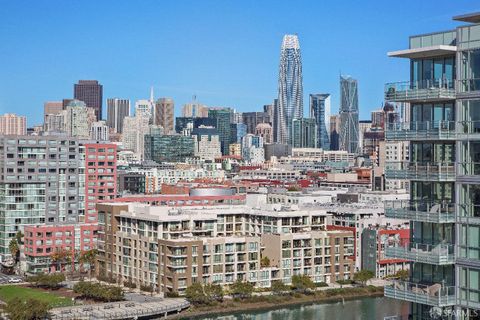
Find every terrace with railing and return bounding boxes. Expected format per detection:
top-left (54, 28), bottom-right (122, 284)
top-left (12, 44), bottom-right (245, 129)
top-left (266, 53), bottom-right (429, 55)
top-left (384, 280), bottom-right (455, 307)
top-left (384, 200), bottom-right (455, 223)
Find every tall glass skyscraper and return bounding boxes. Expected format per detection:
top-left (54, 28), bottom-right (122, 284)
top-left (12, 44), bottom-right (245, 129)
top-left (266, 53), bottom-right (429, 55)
top-left (339, 75), bottom-right (359, 153)
top-left (276, 34), bottom-right (303, 145)
top-left (310, 94), bottom-right (331, 150)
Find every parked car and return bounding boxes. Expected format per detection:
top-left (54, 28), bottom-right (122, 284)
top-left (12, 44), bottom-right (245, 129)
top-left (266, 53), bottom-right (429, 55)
top-left (8, 278), bottom-right (21, 283)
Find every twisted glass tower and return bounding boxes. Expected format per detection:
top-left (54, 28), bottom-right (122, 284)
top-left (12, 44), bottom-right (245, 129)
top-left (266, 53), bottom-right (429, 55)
top-left (339, 75), bottom-right (359, 153)
top-left (276, 34), bottom-right (303, 145)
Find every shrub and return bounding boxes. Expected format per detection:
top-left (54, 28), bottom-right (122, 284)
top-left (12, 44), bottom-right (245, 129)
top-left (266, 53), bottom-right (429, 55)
top-left (73, 281), bottom-right (123, 302)
top-left (229, 280), bottom-right (254, 299)
top-left (26, 273), bottom-right (65, 289)
top-left (336, 279), bottom-right (354, 285)
top-left (123, 280), bottom-right (137, 289)
top-left (315, 282), bottom-right (329, 287)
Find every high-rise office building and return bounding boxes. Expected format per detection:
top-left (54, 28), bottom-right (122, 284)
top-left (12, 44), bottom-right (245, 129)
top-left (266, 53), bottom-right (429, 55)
top-left (383, 12), bottom-right (480, 318)
top-left (310, 94), bottom-right (331, 150)
top-left (144, 135), bottom-right (195, 163)
top-left (74, 80), bottom-right (103, 120)
top-left (135, 99), bottom-right (154, 123)
top-left (230, 122), bottom-right (247, 144)
top-left (276, 34), bottom-right (303, 145)
top-left (107, 98), bottom-right (130, 133)
top-left (155, 98), bottom-right (174, 134)
top-left (339, 75), bottom-right (359, 153)
top-left (329, 115), bottom-right (340, 151)
top-left (44, 101), bottom-right (63, 117)
top-left (292, 118), bottom-right (317, 148)
top-left (0, 113), bottom-right (26, 135)
top-left (208, 108), bottom-right (232, 155)
top-left (182, 100), bottom-right (209, 118)
top-left (192, 127), bottom-right (221, 161)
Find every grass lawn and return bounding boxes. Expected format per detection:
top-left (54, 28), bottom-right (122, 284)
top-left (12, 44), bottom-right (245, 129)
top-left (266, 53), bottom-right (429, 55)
top-left (0, 285), bottom-right (74, 308)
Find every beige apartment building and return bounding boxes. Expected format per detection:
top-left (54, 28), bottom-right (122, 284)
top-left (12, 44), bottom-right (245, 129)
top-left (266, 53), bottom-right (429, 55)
top-left (96, 203), bottom-right (354, 294)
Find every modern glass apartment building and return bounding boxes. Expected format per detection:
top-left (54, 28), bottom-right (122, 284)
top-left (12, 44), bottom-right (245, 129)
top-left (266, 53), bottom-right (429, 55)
top-left (310, 94), bottom-right (331, 150)
top-left (339, 75), bottom-right (359, 153)
top-left (384, 12), bottom-right (480, 319)
top-left (276, 34), bottom-right (303, 145)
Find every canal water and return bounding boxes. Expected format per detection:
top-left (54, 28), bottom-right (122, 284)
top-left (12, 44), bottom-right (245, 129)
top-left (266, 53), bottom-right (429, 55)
top-left (190, 297), bottom-right (409, 320)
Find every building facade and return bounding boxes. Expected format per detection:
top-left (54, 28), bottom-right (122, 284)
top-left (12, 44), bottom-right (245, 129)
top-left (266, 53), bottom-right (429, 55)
top-left (310, 94), bottom-right (331, 150)
top-left (292, 118), bottom-right (317, 149)
top-left (144, 135), bottom-right (195, 163)
top-left (155, 98), bottom-right (175, 134)
top-left (383, 13), bottom-right (480, 319)
top-left (0, 113), bottom-right (26, 135)
top-left (339, 76), bottom-right (359, 153)
top-left (276, 34), bottom-right (303, 145)
top-left (208, 108), bottom-right (232, 155)
top-left (106, 98), bottom-right (130, 133)
top-left (74, 80), bottom-right (103, 120)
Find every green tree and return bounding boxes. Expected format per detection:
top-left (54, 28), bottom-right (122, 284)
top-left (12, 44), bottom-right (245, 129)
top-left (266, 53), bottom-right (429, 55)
top-left (15, 231), bottom-right (24, 245)
top-left (394, 269), bottom-right (409, 281)
top-left (8, 239), bottom-right (19, 262)
top-left (73, 281), bottom-right (123, 302)
top-left (204, 283), bottom-right (223, 302)
top-left (79, 249), bottom-right (98, 278)
top-left (185, 282), bottom-right (207, 305)
top-left (271, 280), bottom-right (289, 295)
top-left (353, 270), bottom-right (375, 286)
top-left (230, 280), bottom-right (254, 299)
top-left (260, 256), bottom-right (270, 268)
top-left (291, 274), bottom-right (315, 293)
top-left (4, 297), bottom-right (51, 320)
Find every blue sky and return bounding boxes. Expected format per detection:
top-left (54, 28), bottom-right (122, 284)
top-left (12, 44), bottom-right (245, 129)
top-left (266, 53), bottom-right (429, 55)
top-left (0, 1), bottom-right (478, 126)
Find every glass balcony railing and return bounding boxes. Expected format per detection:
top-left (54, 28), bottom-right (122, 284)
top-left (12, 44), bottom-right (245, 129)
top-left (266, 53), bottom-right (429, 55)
top-left (384, 200), bottom-right (455, 223)
top-left (385, 241), bottom-right (455, 265)
top-left (385, 162), bottom-right (455, 181)
top-left (384, 280), bottom-right (456, 307)
top-left (457, 204), bottom-right (480, 225)
top-left (386, 121), bottom-right (480, 141)
top-left (457, 78), bottom-right (480, 93)
top-left (385, 79), bottom-right (455, 102)
top-left (458, 162), bottom-right (480, 177)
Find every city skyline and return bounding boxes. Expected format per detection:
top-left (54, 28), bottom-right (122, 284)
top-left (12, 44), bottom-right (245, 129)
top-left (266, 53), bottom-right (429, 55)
top-left (1, 1), bottom-right (477, 126)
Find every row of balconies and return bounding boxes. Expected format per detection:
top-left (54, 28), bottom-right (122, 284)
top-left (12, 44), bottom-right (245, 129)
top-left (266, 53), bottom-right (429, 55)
top-left (385, 242), bottom-right (454, 265)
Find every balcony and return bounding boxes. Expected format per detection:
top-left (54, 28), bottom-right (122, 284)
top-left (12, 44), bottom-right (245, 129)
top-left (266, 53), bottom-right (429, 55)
top-left (386, 121), bottom-right (457, 141)
top-left (386, 121), bottom-right (480, 142)
top-left (384, 280), bottom-right (455, 307)
top-left (384, 200), bottom-right (455, 223)
top-left (386, 242), bottom-right (454, 265)
top-left (385, 162), bottom-right (455, 181)
top-left (457, 78), bottom-right (480, 94)
top-left (385, 80), bottom-right (455, 102)
top-left (457, 204), bottom-right (480, 225)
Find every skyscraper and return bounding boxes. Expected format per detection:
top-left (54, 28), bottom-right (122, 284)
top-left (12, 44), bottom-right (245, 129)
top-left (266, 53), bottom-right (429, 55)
top-left (74, 80), bottom-right (103, 120)
top-left (276, 34), bottom-right (303, 145)
top-left (155, 98), bottom-right (174, 134)
top-left (310, 94), bottom-right (331, 150)
top-left (292, 118), bottom-right (317, 148)
top-left (208, 108), bottom-right (233, 155)
top-left (107, 98), bottom-right (130, 133)
top-left (339, 75), bottom-right (359, 153)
